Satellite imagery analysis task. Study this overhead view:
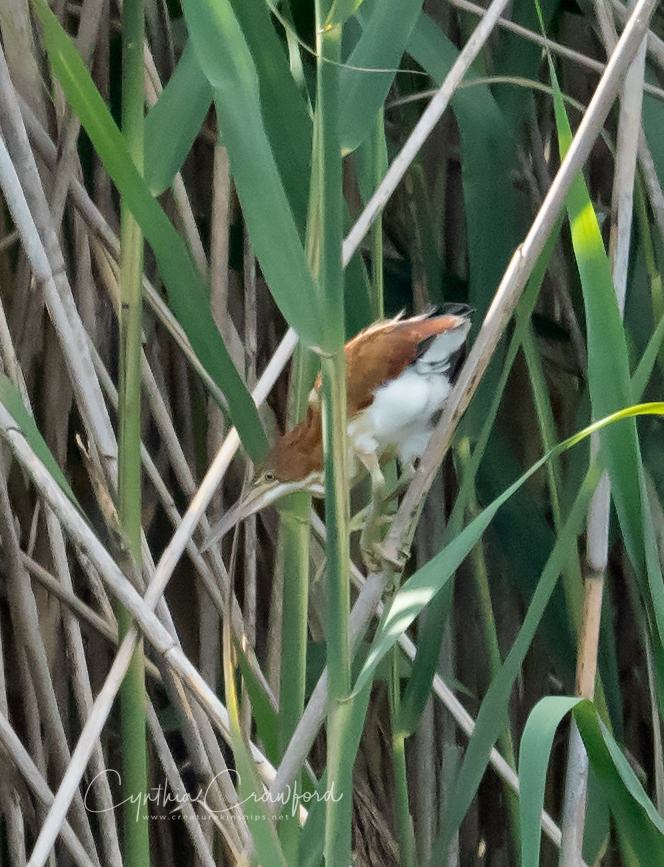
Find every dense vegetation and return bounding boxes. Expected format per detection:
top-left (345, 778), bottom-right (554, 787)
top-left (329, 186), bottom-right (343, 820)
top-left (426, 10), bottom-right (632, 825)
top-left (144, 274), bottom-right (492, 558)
top-left (0, 0), bottom-right (663, 864)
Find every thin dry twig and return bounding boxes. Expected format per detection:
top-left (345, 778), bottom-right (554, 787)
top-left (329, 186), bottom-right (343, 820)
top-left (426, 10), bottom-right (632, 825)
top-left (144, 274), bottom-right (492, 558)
top-left (0, 712), bottom-right (97, 867)
top-left (0, 44), bottom-right (117, 483)
top-left (0, 398), bottom-right (273, 865)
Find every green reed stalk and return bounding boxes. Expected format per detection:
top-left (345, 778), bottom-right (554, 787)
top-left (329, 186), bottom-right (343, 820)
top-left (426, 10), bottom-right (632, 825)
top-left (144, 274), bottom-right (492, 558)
top-left (277, 344), bottom-right (315, 863)
top-left (277, 242), bottom-right (326, 858)
top-left (118, 0), bottom-right (149, 862)
top-left (390, 648), bottom-right (416, 867)
top-left (311, 8), bottom-right (352, 864)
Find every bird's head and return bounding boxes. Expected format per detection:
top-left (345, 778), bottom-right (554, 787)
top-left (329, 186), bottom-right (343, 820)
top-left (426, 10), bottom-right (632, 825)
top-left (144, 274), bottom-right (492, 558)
top-left (201, 409), bottom-right (324, 550)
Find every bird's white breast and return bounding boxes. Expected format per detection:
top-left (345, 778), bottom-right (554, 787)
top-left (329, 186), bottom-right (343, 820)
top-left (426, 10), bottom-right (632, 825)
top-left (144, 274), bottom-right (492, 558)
top-left (347, 321), bottom-right (469, 466)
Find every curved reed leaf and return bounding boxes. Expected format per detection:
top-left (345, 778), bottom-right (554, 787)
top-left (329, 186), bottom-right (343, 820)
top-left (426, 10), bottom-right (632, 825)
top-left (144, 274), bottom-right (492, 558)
top-left (144, 41), bottom-right (213, 196)
top-left (182, 0), bottom-right (326, 351)
top-left (520, 696), bottom-right (664, 867)
top-left (339, 0), bottom-right (423, 154)
top-left (550, 48), bottom-right (664, 695)
top-left (519, 696), bottom-right (581, 867)
top-left (229, 0), bottom-right (312, 233)
top-left (354, 405), bottom-right (664, 698)
top-left (550, 53), bottom-right (644, 575)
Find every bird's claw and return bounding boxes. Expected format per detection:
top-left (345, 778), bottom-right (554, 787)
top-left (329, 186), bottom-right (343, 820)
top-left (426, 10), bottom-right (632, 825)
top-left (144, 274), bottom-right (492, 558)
top-left (359, 538), bottom-right (410, 574)
top-left (360, 544), bottom-right (383, 573)
top-left (359, 514), bottom-right (410, 574)
top-left (359, 502), bottom-right (387, 572)
top-left (372, 540), bottom-right (410, 573)
top-left (350, 506), bottom-right (391, 534)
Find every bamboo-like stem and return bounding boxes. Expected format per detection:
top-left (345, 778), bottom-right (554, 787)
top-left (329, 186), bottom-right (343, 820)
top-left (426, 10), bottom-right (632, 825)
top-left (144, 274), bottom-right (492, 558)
top-left (117, 0), bottom-right (149, 862)
top-left (278, 341), bottom-right (317, 862)
top-left (312, 8), bottom-right (352, 864)
top-left (242, 230), bottom-right (258, 737)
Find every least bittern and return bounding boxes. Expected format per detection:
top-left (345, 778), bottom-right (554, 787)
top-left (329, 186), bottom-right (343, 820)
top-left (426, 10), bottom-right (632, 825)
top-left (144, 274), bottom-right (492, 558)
top-left (203, 307), bottom-right (471, 564)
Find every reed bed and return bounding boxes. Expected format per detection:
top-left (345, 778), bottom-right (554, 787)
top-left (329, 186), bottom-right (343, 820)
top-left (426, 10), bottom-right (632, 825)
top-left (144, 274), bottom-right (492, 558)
top-left (0, 0), bottom-right (663, 864)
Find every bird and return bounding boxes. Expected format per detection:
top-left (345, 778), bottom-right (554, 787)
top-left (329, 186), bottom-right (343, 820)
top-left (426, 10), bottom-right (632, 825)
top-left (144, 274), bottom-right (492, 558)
top-left (202, 306), bottom-right (472, 561)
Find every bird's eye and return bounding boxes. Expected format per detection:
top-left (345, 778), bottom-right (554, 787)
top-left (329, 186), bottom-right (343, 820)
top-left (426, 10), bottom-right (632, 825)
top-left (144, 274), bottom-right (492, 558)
top-left (264, 471), bottom-right (275, 483)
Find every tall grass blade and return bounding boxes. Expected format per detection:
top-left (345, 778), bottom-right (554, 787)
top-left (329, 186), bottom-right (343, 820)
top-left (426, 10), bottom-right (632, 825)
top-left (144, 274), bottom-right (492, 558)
top-left (339, 0), bottom-right (423, 154)
top-left (520, 697), bottom-right (664, 867)
top-left (144, 41), bottom-right (213, 196)
top-left (550, 53), bottom-right (644, 573)
top-left (182, 0), bottom-right (326, 351)
top-left (229, 0), bottom-right (312, 233)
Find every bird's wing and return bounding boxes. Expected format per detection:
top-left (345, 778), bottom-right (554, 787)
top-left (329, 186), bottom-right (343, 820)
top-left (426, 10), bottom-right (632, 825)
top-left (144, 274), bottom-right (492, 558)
top-left (345, 314), bottom-right (466, 416)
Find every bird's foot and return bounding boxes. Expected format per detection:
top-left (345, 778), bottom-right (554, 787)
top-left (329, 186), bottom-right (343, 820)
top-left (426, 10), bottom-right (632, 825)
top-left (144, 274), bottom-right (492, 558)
top-left (350, 505), bottom-right (391, 534)
top-left (360, 537), bottom-right (411, 574)
top-left (360, 544), bottom-right (383, 574)
top-left (371, 539), bottom-right (411, 574)
top-left (359, 503), bottom-right (390, 572)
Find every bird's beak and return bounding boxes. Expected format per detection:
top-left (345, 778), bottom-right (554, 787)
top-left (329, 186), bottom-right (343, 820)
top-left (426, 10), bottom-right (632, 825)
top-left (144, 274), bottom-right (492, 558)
top-left (201, 476), bottom-right (324, 552)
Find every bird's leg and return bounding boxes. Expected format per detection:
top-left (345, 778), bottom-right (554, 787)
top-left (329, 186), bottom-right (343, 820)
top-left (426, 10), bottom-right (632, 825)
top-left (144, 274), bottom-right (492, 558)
top-left (357, 451), bottom-right (389, 571)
